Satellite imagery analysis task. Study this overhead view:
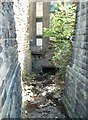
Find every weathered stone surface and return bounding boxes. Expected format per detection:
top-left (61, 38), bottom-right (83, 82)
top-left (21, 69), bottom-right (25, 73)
top-left (0, 46), bottom-right (3, 53)
top-left (0, 0), bottom-right (30, 119)
top-left (0, 57), bottom-right (3, 68)
top-left (64, 2), bottom-right (88, 118)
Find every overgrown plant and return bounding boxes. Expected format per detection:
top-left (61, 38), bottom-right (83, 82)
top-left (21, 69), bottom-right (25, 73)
top-left (44, 1), bottom-right (76, 79)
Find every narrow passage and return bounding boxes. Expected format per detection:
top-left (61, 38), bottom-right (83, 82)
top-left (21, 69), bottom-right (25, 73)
top-left (21, 73), bottom-right (69, 119)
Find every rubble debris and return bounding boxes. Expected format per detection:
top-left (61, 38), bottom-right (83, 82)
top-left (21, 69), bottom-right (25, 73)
top-left (21, 73), bottom-right (68, 118)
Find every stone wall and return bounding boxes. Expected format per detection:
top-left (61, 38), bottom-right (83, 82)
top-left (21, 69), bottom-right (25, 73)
top-left (64, 1), bottom-right (88, 118)
top-left (0, 0), bottom-right (30, 118)
top-left (14, 0), bottom-right (31, 78)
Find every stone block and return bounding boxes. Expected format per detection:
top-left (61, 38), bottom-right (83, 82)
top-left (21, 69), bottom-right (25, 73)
top-left (64, 2), bottom-right (88, 118)
top-left (0, 0), bottom-right (30, 118)
top-left (2, 90), bottom-right (7, 107)
top-left (81, 2), bottom-right (86, 9)
top-left (0, 57), bottom-right (3, 68)
top-left (75, 99), bottom-right (86, 118)
top-left (0, 46), bottom-right (3, 53)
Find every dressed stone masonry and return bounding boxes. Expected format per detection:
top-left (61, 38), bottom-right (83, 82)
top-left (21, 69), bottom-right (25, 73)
top-left (0, 0), bottom-right (30, 118)
top-left (64, 1), bottom-right (88, 118)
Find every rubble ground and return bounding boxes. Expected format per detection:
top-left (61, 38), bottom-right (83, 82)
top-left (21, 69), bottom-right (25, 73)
top-left (21, 73), bottom-right (69, 119)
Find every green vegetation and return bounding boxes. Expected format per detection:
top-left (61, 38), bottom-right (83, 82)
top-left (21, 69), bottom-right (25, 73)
top-left (44, 1), bottom-right (76, 79)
